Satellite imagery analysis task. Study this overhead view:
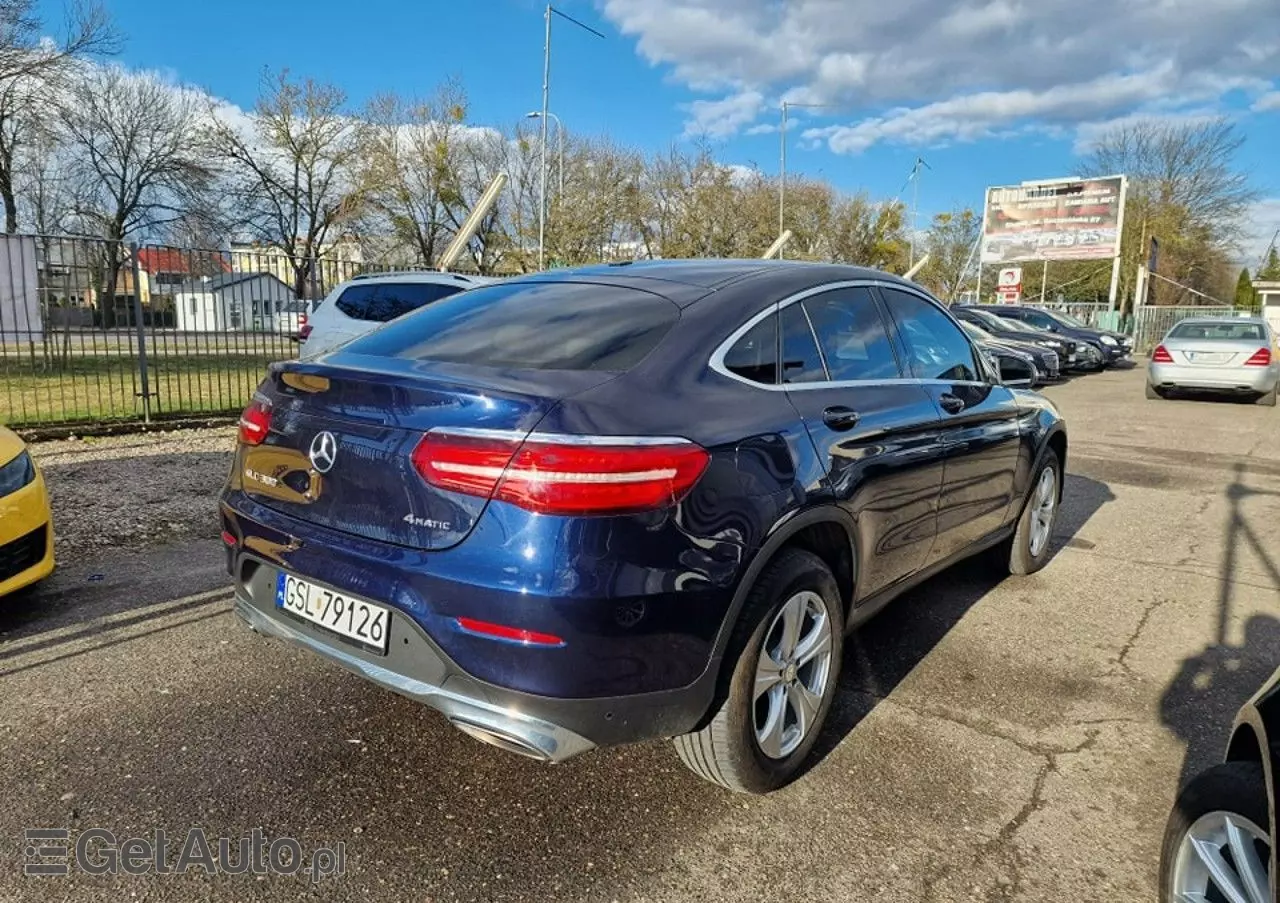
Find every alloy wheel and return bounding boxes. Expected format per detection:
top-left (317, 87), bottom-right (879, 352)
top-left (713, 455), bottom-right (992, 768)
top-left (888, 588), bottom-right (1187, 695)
top-left (752, 590), bottom-right (834, 760)
top-left (1171, 810), bottom-right (1272, 903)
top-left (1028, 465), bottom-right (1057, 558)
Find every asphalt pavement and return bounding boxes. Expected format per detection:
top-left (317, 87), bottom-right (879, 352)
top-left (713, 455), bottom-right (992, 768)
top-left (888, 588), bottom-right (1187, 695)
top-left (2, 365), bottom-right (1278, 902)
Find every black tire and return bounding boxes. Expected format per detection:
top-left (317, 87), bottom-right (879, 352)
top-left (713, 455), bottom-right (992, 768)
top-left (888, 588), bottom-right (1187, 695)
top-left (1256, 383), bottom-right (1278, 407)
top-left (1146, 383), bottom-right (1164, 400)
top-left (1003, 448), bottom-right (1061, 576)
top-left (672, 548), bottom-right (844, 794)
top-left (1158, 762), bottom-right (1271, 903)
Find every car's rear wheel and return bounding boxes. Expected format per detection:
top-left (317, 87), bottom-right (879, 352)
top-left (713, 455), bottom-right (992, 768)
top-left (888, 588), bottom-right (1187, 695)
top-left (1160, 762), bottom-right (1272, 903)
top-left (673, 548), bottom-right (843, 793)
top-left (1146, 383), bottom-right (1165, 400)
top-left (1256, 383), bottom-right (1278, 407)
top-left (1001, 448), bottom-right (1061, 576)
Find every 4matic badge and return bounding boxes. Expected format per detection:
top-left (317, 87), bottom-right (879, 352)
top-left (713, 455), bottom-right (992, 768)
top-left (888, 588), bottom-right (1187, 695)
top-left (403, 513), bottom-right (451, 530)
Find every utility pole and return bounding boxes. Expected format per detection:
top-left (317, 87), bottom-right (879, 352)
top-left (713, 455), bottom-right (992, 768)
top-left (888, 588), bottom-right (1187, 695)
top-left (536, 5), bottom-right (603, 272)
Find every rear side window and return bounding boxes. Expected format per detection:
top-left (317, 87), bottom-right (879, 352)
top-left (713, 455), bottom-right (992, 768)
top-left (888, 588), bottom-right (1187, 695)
top-left (723, 315), bottom-right (778, 384)
top-left (780, 303), bottom-right (826, 384)
top-left (334, 282), bottom-right (465, 322)
top-left (345, 281), bottom-right (679, 371)
top-left (880, 288), bottom-right (980, 382)
top-left (802, 287), bottom-right (902, 381)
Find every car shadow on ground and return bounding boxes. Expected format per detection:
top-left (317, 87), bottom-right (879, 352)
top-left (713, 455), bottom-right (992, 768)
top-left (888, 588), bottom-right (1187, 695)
top-left (1159, 462), bottom-right (1280, 790)
top-left (804, 472), bottom-right (1116, 772)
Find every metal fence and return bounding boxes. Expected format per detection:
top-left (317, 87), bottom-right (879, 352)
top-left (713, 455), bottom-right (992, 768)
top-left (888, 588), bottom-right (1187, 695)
top-left (1131, 305), bottom-right (1245, 354)
top-left (0, 234), bottom-right (419, 428)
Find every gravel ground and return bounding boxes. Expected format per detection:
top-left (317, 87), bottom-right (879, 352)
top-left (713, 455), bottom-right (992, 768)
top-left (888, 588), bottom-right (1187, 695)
top-left (28, 426), bottom-right (236, 556)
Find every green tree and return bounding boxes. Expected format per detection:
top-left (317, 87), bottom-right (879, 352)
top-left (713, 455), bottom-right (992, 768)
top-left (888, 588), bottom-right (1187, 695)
top-left (1259, 247), bottom-right (1280, 281)
top-left (918, 207), bottom-right (979, 299)
top-left (1234, 268), bottom-right (1257, 308)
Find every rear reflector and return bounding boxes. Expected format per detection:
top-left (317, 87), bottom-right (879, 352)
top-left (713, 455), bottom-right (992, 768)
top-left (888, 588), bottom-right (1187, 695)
top-left (412, 430), bottom-right (711, 516)
top-left (220, 530), bottom-right (237, 547)
top-left (1244, 346), bottom-right (1272, 366)
top-left (1151, 345), bottom-right (1174, 363)
top-left (238, 399), bottom-right (272, 445)
top-left (455, 617), bottom-right (564, 647)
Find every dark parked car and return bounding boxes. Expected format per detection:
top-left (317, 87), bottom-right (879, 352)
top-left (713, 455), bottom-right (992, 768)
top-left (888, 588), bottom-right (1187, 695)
top-left (973, 305), bottom-right (1132, 367)
top-left (1160, 665), bottom-right (1276, 902)
top-left (959, 320), bottom-right (1060, 384)
top-left (220, 260), bottom-right (1068, 794)
top-left (951, 306), bottom-right (1084, 371)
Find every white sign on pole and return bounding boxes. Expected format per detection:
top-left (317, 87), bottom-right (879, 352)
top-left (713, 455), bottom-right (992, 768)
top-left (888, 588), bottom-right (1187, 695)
top-left (998, 267), bottom-right (1022, 290)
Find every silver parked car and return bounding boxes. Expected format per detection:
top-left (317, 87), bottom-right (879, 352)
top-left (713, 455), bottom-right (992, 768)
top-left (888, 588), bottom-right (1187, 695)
top-left (1147, 317), bottom-right (1279, 406)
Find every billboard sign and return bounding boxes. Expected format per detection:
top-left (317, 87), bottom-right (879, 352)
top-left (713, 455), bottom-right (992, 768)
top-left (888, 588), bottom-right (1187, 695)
top-left (980, 176), bottom-right (1126, 264)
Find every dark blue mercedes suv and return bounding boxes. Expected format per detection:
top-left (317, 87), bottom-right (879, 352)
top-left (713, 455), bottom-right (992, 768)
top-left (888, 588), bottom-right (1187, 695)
top-left (220, 260), bottom-right (1068, 793)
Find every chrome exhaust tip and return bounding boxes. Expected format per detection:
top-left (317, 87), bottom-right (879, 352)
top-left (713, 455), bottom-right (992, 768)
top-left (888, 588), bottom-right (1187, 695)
top-left (449, 718), bottom-right (554, 762)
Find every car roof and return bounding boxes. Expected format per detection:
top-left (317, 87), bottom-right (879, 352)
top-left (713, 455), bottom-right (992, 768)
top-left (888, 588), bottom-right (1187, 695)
top-left (506, 259), bottom-right (915, 308)
top-left (1172, 316), bottom-right (1266, 325)
top-left (346, 271), bottom-right (496, 285)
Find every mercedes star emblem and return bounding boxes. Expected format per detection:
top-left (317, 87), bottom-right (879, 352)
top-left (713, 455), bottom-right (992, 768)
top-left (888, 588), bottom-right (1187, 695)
top-left (308, 431), bottom-right (338, 474)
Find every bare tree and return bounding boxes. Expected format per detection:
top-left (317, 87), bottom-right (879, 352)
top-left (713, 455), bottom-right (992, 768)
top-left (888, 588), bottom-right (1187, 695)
top-left (59, 65), bottom-right (212, 324)
top-left (361, 80), bottom-right (476, 267)
top-left (207, 70), bottom-right (366, 298)
top-left (0, 0), bottom-right (116, 231)
top-left (1085, 118), bottom-right (1259, 305)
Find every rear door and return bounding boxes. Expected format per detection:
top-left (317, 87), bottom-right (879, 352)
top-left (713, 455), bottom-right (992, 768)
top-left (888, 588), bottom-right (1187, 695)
top-left (877, 286), bottom-right (1023, 564)
top-left (777, 285), bottom-right (946, 600)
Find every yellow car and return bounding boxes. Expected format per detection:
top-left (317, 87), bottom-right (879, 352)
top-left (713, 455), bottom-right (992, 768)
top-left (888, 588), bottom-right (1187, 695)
top-left (0, 426), bottom-right (54, 597)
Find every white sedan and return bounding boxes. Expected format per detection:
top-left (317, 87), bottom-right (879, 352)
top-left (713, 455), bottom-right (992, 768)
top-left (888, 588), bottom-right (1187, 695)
top-left (1147, 317), bottom-right (1279, 406)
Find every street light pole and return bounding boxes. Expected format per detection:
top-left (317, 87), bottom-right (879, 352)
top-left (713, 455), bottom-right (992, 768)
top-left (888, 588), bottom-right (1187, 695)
top-left (778, 101), bottom-right (831, 260)
top-left (779, 101), bottom-right (788, 252)
top-left (534, 5), bottom-right (603, 272)
top-left (526, 111), bottom-right (564, 197)
top-left (538, 5), bottom-right (551, 271)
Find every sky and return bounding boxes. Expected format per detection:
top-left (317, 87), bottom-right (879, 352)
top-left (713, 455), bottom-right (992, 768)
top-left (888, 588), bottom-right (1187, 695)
top-left (41, 0), bottom-right (1280, 267)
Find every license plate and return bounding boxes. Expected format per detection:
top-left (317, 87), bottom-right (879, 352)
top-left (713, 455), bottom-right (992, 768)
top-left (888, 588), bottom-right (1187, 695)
top-left (275, 573), bottom-right (391, 653)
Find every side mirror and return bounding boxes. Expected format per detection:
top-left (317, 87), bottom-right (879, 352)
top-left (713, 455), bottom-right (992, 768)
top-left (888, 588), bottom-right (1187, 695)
top-left (999, 355), bottom-right (1036, 388)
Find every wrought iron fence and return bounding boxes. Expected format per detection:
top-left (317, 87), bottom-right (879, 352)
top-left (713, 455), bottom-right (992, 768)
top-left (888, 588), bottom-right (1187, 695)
top-left (0, 234), bottom-right (416, 428)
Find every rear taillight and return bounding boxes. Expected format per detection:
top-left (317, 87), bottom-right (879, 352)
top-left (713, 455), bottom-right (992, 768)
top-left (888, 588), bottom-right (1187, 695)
top-left (298, 323), bottom-right (313, 341)
top-left (238, 399), bottom-right (272, 445)
top-left (1151, 345), bottom-right (1174, 363)
top-left (412, 431), bottom-right (711, 516)
top-left (1244, 347), bottom-right (1272, 366)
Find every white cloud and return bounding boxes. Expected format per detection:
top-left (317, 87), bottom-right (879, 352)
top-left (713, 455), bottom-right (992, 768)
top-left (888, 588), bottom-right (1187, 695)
top-left (681, 89), bottom-right (765, 138)
top-left (599, 0), bottom-right (1280, 153)
top-left (1253, 91), bottom-right (1280, 112)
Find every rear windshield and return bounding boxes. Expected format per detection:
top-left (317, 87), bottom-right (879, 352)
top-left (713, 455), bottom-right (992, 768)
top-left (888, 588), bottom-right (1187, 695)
top-left (344, 281), bottom-right (680, 371)
top-left (1168, 321), bottom-right (1265, 341)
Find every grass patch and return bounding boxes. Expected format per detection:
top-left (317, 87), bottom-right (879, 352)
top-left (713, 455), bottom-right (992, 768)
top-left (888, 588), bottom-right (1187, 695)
top-left (0, 352), bottom-right (282, 426)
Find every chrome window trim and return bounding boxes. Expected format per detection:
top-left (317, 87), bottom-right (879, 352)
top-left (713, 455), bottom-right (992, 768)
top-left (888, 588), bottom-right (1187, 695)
top-left (709, 279), bottom-right (995, 391)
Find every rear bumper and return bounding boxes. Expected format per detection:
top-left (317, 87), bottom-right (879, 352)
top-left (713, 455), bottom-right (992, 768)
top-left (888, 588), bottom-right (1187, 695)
top-left (220, 492), bottom-right (740, 753)
top-left (1148, 363), bottom-right (1279, 393)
